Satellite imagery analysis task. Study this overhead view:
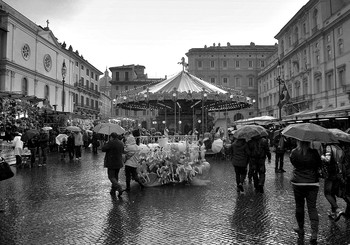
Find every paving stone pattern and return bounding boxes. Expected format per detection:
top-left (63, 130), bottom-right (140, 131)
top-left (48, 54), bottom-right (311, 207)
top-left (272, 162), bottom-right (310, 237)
top-left (1, 150), bottom-right (350, 244)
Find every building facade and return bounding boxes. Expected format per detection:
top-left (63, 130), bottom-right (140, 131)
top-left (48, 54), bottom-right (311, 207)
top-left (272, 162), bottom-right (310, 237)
top-left (186, 42), bottom-right (277, 123)
top-left (0, 1), bottom-right (102, 121)
top-left (262, 0), bottom-right (350, 127)
top-left (109, 64), bottom-right (164, 128)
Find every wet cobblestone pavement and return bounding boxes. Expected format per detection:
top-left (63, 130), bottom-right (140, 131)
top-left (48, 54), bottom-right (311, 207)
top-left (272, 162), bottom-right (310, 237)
top-left (1, 149), bottom-right (350, 244)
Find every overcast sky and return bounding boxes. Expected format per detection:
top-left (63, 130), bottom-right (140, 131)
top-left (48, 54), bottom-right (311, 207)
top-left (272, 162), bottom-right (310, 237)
top-left (4, 0), bottom-right (309, 78)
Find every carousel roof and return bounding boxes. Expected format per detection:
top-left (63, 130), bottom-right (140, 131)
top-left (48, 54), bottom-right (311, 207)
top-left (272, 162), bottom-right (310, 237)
top-left (141, 71), bottom-right (227, 94)
top-left (115, 70), bottom-right (252, 112)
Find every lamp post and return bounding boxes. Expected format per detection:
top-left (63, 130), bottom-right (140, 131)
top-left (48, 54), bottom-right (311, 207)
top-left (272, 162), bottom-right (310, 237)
top-left (277, 60), bottom-right (283, 121)
top-left (177, 101), bottom-right (181, 134)
top-left (201, 89), bottom-right (207, 135)
top-left (61, 60), bottom-right (67, 112)
top-left (173, 89), bottom-right (177, 134)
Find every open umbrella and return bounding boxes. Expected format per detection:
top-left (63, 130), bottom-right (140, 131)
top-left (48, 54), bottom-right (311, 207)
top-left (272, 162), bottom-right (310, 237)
top-left (42, 126), bottom-right (53, 131)
top-left (97, 123), bottom-right (125, 135)
top-left (328, 128), bottom-right (350, 143)
top-left (249, 125), bottom-right (268, 137)
top-left (21, 129), bottom-right (39, 142)
top-left (282, 123), bottom-right (338, 143)
top-left (56, 134), bottom-right (68, 145)
top-left (66, 126), bottom-right (81, 132)
top-left (233, 125), bottom-right (261, 141)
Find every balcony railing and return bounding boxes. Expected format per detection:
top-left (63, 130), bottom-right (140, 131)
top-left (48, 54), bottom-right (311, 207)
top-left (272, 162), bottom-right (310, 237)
top-left (74, 82), bottom-right (101, 97)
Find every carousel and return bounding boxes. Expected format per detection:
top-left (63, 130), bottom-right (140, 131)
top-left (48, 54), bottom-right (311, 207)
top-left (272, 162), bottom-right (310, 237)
top-left (113, 67), bottom-right (252, 187)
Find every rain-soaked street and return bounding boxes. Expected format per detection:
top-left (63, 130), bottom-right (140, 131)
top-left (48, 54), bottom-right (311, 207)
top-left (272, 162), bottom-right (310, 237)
top-left (1, 149), bottom-right (350, 245)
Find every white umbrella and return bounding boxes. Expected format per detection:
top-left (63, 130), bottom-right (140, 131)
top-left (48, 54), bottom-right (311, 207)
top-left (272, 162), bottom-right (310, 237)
top-left (42, 126), bottom-right (53, 131)
top-left (97, 123), bottom-right (126, 135)
top-left (56, 134), bottom-right (68, 145)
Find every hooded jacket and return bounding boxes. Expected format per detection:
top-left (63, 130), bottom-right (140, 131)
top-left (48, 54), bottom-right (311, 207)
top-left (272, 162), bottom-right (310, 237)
top-left (231, 139), bottom-right (250, 167)
top-left (124, 136), bottom-right (140, 168)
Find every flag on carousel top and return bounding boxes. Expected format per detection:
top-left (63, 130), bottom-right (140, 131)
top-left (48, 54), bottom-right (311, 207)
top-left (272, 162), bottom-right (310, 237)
top-left (278, 83), bottom-right (290, 108)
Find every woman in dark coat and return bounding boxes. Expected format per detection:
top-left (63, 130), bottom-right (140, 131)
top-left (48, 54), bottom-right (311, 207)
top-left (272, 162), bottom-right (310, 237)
top-left (102, 132), bottom-right (125, 197)
top-left (290, 140), bottom-right (322, 245)
top-left (230, 138), bottom-right (250, 193)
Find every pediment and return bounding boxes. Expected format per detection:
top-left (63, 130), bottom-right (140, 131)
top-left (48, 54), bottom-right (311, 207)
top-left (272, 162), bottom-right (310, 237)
top-left (38, 29), bottom-right (61, 48)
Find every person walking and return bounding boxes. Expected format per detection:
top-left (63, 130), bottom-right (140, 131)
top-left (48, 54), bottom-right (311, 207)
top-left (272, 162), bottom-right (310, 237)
top-left (321, 144), bottom-right (345, 221)
top-left (37, 129), bottom-right (49, 166)
top-left (249, 135), bottom-right (271, 193)
top-left (67, 132), bottom-right (75, 160)
top-left (91, 132), bottom-right (100, 154)
top-left (124, 135), bottom-right (144, 192)
top-left (12, 132), bottom-right (23, 167)
top-left (27, 134), bottom-right (38, 167)
top-left (102, 132), bottom-right (125, 197)
top-left (273, 131), bottom-right (287, 173)
top-left (290, 140), bottom-right (322, 245)
top-left (74, 131), bottom-right (83, 160)
top-left (230, 138), bottom-right (250, 193)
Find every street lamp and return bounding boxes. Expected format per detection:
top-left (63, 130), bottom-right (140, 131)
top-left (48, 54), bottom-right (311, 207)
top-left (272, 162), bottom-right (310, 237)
top-left (201, 89), bottom-right (207, 134)
top-left (277, 60), bottom-right (283, 121)
top-left (173, 89), bottom-right (177, 133)
top-left (61, 60), bottom-right (67, 112)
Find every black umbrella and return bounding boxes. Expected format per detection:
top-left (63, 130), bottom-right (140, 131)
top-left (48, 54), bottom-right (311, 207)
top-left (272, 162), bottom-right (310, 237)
top-left (21, 129), bottom-right (39, 142)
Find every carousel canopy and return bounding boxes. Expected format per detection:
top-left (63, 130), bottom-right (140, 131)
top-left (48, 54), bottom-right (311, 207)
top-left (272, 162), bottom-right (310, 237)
top-left (115, 71), bottom-right (252, 112)
top-left (142, 71), bottom-right (228, 94)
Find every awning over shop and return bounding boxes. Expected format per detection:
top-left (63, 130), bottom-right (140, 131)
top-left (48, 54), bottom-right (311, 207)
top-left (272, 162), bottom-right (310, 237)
top-left (283, 105), bottom-right (350, 122)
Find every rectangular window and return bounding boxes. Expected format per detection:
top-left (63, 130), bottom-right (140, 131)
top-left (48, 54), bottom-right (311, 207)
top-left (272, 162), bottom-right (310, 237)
top-left (86, 98), bottom-right (89, 106)
top-left (235, 60), bottom-right (240, 68)
top-left (95, 85), bottom-right (98, 91)
top-left (261, 61), bottom-right (265, 67)
top-left (75, 62), bottom-right (78, 67)
top-left (326, 73), bottom-right (333, 90)
top-left (80, 77), bottom-right (84, 86)
top-left (95, 75), bottom-right (98, 80)
top-left (125, 72), bottom-right (129, 81)
top-left (91, 71), bottom-right (94, 78)
top-left (95, 101), bottom-right (98, 109)
top-left (339, 69), bottom-right (345, 86)
top-left (116, 72), bottom-right (119, 81)
top-left (198, 60), bottom-right (202, 68)
top-left (81, 65), bottom-right (84, 70)
top-left (248, 60), bottom-right (253, 68)
top-left (316, 78), bottom-right (321, 93)
top-left (81, 96), bottom-right (84, 106)
top-left (223, 60), bottom-right (227, 68)
top-left (223, 77), bottom-right (228, 85)
top-left (248, 77), bottom-right (253, 87)
top-left (86, 69), bottom-right (89, 76)
top-left (210, 78), bottom-right (215, 84)
top-left (210, 61), bottom-right (215, 68)
top-left (235, 77), bottom-right (241, 87)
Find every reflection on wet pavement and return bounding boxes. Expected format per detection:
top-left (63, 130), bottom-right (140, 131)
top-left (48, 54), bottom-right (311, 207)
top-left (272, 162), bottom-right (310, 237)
top-left (1, 150), bottom-right (350, 244)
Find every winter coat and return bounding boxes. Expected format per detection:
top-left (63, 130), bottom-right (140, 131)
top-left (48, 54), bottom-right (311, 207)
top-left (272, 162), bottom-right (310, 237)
top-left (249, 137), bottom-right (271, 161)
top-left (124, 136), bottom-right (140, 168)
top-left (74, 132), bottom-right (83, 146)
top-left (290, 147), bottom-right (322, 184)
top-left (231, 139), bottom-right (250, 167)
top-left (102, 138), bottom-right (124, 169)
top-left (37, 132), bottom-right (49, 149)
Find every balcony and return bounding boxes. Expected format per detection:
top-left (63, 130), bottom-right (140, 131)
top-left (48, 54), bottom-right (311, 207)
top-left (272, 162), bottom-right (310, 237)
top-left (74, 82), bottom-right (100, 97)
top-left (290, 94), bottom-right (312, 104)
top-left (74, 103), bottom-right (100, 113)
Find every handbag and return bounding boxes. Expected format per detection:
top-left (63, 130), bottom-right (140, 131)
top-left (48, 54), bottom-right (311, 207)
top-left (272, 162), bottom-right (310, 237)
top-left (0, 157), bottom-right (14, 181)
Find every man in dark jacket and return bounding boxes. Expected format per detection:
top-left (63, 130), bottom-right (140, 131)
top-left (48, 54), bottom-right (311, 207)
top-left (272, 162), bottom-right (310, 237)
top-left (231, 138), bottom-right (250, 193)
top-left (249, 136), bottom-right (271, 193)
top-left (37, 129), bottom-right (49, 166)
top-left (102, 132), bottom-right (125, 197)
top-left (274, 132), bottom-right (287, 173)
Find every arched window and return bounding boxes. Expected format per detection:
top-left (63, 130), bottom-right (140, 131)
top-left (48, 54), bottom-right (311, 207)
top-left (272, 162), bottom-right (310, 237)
top-left (44, 85), bottom-right (50, 100)
top-left (234, 113), bottom-right (243, 121)
top-left (22, 78), bottom-right (28, 95)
